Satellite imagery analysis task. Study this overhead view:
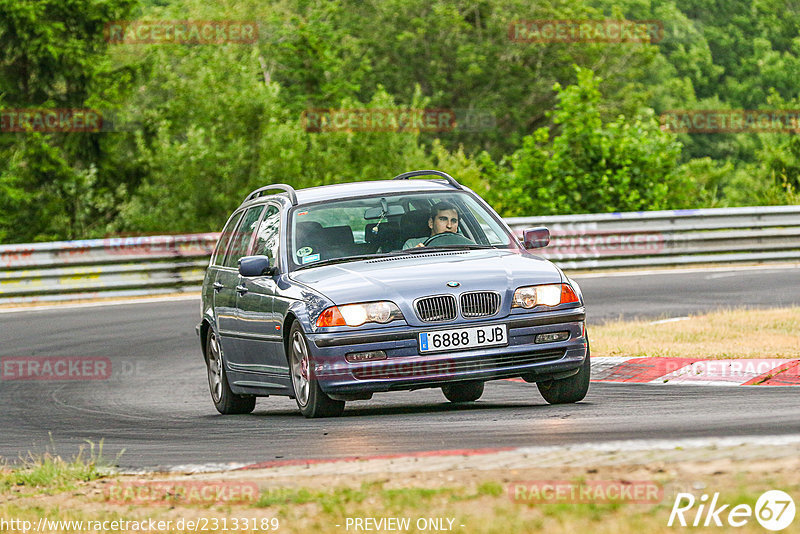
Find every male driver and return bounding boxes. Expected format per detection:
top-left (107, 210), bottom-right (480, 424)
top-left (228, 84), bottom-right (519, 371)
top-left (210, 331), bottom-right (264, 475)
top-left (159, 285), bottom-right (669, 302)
top-left (402, 201), bottom-right (460, 249)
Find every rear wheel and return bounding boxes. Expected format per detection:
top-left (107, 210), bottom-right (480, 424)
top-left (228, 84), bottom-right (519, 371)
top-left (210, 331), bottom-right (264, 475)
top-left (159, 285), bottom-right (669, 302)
top-left (289, 322), bottom-right (345, 418)
top-left (537, 345), bottom-right (591, 405)
top-left (206, 329), bottom-right (256, 414)
top-left (442, 381), bottom-right (484, 402)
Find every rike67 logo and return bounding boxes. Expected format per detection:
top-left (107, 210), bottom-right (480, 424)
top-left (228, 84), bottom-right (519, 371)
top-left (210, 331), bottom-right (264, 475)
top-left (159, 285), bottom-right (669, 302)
top-left (669, 490), bottom-right (796, 531)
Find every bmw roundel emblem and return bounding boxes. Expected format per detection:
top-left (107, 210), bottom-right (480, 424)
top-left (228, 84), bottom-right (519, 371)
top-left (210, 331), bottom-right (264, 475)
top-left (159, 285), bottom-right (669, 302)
top-left (447, 281), bottom-right (460, 288)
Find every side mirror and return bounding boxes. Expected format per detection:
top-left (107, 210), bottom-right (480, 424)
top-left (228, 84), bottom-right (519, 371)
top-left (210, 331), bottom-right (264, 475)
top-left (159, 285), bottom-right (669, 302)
top-left (522, 227), bottom-right (550, 249)
top-left (238, 255), bottom-right (276, 277)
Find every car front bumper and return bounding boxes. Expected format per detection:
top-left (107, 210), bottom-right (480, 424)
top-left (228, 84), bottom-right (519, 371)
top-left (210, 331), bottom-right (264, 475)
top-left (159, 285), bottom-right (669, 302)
top-left (306, 307), bottom-right (588, 394)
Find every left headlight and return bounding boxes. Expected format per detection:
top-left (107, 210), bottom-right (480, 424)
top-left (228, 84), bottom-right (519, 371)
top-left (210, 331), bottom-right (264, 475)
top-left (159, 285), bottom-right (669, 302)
top-left (512, 283), bottom-right (580, 309)
top-left (316, 301), bottom-right (404, 327)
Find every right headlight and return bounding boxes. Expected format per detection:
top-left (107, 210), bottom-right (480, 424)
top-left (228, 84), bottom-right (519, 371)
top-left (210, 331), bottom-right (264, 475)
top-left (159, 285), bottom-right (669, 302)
top-left (316, 301), bottom-right (404, 327)
top-left (512, 283), bottom-right (579, 309)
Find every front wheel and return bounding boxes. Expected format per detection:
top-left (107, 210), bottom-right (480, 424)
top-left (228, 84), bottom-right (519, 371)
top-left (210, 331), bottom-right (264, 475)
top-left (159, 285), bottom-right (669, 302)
top-left (206, 329), bottom-right (256, 414)
top-left (537, 346), bottom-right (591, 405)
top-left (289, 322), bottom-right (345, 418)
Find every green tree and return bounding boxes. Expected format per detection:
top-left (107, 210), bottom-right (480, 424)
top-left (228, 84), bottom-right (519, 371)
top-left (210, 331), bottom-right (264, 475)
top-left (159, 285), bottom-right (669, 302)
top-left (333, 0), bottom-right (670, 158)
top-left (481, 67), bottom-right (691, 216)
top-left (0, 0), bottom-right (136, 242)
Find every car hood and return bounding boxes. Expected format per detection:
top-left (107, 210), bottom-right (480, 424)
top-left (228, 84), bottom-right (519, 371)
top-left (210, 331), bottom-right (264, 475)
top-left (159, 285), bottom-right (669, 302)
top-left (289, 249), bottom-right (562, 313)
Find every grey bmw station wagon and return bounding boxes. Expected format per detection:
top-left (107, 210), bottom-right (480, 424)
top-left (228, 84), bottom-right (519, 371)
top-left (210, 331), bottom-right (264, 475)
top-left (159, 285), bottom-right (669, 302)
top-left (197, 170), bottom-right (589, 418)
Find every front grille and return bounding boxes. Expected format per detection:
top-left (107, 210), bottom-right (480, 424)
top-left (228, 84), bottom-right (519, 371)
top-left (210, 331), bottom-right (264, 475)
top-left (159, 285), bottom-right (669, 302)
top-left (415, 295), bottom-right (457, 322)
top-left (460, 291), bottom-right (501, 318)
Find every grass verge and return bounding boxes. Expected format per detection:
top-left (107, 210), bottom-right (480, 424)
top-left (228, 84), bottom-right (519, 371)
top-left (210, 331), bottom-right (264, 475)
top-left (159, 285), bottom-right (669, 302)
top-left (1, 455), bottom-right (798, 533)
top-left (591, 306), bottom-right (800, 359)
top-left (0, 440), bottom-right (112, 497)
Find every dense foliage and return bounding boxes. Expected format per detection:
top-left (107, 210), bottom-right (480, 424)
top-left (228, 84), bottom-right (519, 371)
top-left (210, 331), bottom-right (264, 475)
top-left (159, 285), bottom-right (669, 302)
top-left (1, 0), bottom-right (799, 242)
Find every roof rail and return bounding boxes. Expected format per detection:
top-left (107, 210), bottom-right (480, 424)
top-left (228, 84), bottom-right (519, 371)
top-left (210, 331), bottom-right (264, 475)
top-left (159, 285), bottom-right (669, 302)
top-left (243, 184), bottom-right (298, 205)
top-left (392, 170), bottom-right (463, 190)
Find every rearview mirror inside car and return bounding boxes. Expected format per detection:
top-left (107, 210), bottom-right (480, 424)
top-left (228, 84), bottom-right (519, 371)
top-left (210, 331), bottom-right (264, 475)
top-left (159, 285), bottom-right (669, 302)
top-left (522, 227), bottom-right (550, 249)
top-left (238, 255), bottom-right (275, 277)
top-left (364, 204), bottom-right (405, 220)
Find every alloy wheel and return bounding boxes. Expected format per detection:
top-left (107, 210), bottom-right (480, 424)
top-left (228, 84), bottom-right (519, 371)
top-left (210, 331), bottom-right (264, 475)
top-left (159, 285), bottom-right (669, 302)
top-left (207, 332), bottom-right (223, 403)
top-left (291, 330), bottom-right (310, 406)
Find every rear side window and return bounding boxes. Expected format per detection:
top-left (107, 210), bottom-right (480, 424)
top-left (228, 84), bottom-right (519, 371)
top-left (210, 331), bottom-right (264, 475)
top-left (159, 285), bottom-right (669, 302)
top-left (212, 211), bottom-right (244, 266)
top-left (223, 206), bottom-right (264, 268)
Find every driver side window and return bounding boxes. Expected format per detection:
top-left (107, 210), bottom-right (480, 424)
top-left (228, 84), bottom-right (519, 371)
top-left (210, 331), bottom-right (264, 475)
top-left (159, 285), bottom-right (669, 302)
top-left (223, 206), bottom-right (264, 268)
top-left (212, 211), bottom-right (243, 266)
top-left (253, 205), bottom-right (281, 265)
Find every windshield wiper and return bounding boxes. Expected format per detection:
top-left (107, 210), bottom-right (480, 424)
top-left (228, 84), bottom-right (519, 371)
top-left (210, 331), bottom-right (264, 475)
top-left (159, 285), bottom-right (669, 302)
top-left (294, 253), bottom-right (390, 270)
top-left (397, 244), bottom-right (496, 254)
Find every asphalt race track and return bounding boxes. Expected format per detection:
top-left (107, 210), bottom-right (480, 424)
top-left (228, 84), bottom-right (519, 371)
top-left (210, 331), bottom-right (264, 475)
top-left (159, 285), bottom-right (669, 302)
top-left (1, 265), bottom-right (799, 469)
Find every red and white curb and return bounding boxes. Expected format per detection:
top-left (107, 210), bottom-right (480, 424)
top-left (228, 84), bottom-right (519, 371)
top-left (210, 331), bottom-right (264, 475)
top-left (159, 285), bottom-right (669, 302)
top-left (238, 447), bottom-right (515, 471)
top-left (118, 448), bottom-right (516, 474)
top-left (591, 357), bottom-right (800, 386)
top-left (141, 435), bottom-right (800, 475)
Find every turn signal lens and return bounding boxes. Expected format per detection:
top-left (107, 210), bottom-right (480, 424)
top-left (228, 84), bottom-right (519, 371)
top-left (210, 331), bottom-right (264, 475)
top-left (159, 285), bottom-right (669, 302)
top-left (561, 284), bottom-right (579, 304)
top-left (316, 301), bottom-right (403, 327)
top-left (316, 306), bottom-right (346, 327)
top-left (512, 283), bottom-right (580, 309)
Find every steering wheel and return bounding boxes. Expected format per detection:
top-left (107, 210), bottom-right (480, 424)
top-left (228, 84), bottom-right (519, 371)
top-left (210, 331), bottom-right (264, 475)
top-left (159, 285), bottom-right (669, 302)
top-left (422, 232), bottom-right (474, 247)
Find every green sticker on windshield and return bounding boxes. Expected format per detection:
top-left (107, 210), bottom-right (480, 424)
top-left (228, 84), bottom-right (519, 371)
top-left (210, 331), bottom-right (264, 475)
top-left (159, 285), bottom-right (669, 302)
top-left (297, 246), bottom-right (313, 257)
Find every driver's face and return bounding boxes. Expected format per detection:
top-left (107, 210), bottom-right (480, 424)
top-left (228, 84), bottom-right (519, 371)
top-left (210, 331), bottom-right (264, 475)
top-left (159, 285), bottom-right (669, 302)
top-left (429, 209), bottom-right (459, 235)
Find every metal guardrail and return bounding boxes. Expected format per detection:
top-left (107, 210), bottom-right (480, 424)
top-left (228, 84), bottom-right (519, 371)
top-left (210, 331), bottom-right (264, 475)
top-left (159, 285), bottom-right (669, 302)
top-left (1, 206), bottom-right (798, 304)
top-left (0, 234), bottom-right (218, 304)
top-left (505, 205), bottom-right (800, 270)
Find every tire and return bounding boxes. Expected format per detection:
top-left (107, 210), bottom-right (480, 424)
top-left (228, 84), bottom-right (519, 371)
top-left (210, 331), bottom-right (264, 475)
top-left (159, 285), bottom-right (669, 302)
top-left (537, 345), bottom-right (591, 405)
top-left (442, 381), bottom-right (484, 402)
top-left (206, 328), bottom-right (256, 414)
top-left (289, 322), bottom-right (345, 418)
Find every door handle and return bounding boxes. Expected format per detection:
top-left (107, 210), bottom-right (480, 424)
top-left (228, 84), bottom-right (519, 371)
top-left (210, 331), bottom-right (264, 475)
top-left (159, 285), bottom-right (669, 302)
top-left (213, 282), bottom-right (224, 292)
top-left (235, 285), bottom-right (248, 295)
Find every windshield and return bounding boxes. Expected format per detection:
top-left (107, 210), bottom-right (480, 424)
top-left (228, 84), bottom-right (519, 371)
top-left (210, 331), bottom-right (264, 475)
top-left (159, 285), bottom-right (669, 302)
top-left (288, 191), bottom-right (516, 270)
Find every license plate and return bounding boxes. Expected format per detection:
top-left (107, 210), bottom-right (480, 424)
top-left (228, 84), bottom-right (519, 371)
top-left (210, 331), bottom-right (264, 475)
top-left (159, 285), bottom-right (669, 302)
top-left (418, 324), bottom-right (508, 354)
